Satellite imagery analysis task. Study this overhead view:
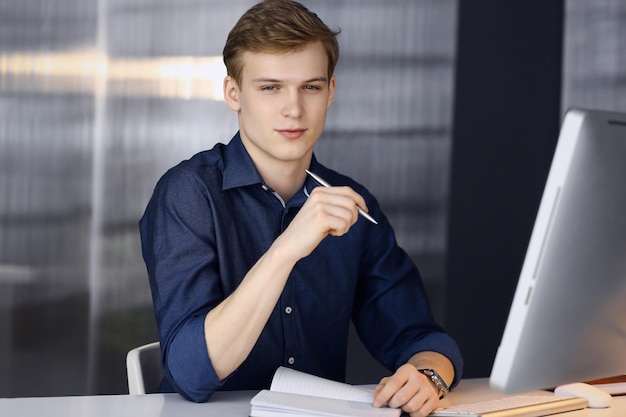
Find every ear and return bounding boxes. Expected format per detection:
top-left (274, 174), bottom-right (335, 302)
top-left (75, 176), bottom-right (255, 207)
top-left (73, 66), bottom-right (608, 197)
top-left (326, 76), bottom-right (336, 110)
top-left (223, 75), bottom-right (241, 112)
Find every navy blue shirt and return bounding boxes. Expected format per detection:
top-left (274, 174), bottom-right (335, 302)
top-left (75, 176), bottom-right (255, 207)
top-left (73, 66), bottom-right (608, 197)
top-left (139, 133), bottom-right (463, 402)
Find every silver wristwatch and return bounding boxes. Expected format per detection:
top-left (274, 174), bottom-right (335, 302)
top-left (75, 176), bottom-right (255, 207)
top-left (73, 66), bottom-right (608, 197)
top-left (418, 368), bottom-right (449, 399)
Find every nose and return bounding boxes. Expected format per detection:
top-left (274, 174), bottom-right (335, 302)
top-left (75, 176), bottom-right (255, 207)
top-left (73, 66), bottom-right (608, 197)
top-left (281, 89), bottom-right (303, 118)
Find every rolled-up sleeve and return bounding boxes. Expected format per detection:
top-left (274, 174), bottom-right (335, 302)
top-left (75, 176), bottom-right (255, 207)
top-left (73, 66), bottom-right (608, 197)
top-left (166, 315), bottom-right (221, 401)
top-left (139, 167), bottom-right (224, 402)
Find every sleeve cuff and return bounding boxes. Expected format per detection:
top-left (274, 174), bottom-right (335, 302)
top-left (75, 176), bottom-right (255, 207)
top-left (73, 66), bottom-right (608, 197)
top-left (165, 314), bottom-right (223, 402)
top-left (395, 333), bottom-right (464, 389)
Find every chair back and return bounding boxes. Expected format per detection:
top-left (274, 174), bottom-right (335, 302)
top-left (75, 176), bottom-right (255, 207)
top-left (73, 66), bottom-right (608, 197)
top-left (126, 341), bottom-right (162, 394)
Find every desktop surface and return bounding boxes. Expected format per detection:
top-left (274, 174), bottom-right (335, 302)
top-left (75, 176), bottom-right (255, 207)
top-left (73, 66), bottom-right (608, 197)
top-left (0, 379), bottom-right (623, 417)
top-left (0, 390), bottom-right (253, 417)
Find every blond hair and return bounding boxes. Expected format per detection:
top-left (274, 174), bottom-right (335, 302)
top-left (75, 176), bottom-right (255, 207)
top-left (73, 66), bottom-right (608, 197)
top-left (223, 0), bottom-right (340, 86)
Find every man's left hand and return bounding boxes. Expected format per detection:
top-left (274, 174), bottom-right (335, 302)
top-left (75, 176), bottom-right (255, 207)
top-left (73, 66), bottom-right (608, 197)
top-left (372, 363), bottom-right (439, 417)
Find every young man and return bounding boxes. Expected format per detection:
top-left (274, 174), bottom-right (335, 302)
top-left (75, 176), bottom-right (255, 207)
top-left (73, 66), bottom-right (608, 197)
top-left (139, 1), bottom-right (463, 415)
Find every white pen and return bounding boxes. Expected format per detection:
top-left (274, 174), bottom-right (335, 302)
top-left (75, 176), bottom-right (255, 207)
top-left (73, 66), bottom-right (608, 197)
top-left (305, 169), bottom-right (378, 225)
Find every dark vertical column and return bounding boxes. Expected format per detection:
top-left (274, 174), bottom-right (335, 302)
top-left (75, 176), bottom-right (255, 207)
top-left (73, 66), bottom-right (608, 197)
top-left (446, 1), bottom-right (564, 377)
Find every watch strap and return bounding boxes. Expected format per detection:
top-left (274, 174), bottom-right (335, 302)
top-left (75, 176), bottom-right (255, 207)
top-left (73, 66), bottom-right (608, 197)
top-left (418, 368), bottom-right (449, 399)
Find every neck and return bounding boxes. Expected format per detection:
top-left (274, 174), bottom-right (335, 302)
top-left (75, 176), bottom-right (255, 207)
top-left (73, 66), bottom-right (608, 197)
top-left (257, 160), bottom-right (309, 203)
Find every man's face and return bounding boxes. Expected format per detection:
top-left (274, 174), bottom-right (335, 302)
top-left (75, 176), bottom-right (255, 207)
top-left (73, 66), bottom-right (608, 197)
top-left (224, 41), bottom-right (335, 170)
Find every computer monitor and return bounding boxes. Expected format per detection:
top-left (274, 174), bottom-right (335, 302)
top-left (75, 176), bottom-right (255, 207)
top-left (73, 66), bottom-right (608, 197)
top-left (490, 108), bottom-right (626, 393)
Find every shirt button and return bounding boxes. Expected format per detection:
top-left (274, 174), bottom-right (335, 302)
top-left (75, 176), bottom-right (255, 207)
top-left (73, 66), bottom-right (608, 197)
top-left (285, 306), bottom-right (292, 314)
top-left (288, 357), bottom-right (295, 365)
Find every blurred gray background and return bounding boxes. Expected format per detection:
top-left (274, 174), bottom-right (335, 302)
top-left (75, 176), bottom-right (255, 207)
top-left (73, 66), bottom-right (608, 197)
top-left (0, 0), bottom-right (624, 397)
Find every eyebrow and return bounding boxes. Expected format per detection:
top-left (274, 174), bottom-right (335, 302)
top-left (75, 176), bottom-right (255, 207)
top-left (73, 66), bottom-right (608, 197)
top-left (251, 76), bottom-right (328, 84)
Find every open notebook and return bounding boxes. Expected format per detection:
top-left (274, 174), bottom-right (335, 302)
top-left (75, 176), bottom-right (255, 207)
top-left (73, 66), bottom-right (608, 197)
top-left (249, 367), bottom-right (400, 417)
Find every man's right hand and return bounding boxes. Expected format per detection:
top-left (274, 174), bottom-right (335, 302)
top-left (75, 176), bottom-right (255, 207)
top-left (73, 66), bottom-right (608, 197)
top-left (275, 185), bottom-right (369, 261)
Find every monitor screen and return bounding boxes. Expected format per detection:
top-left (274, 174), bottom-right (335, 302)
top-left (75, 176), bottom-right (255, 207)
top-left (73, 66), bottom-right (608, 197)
top-left (490, 108), bottom-right (626, 393)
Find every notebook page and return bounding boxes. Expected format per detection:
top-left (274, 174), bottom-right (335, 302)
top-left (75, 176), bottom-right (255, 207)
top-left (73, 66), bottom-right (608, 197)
top-left (270, 367), bottom-right (374, 403)
top-left (251, 389), bottom-right (401, 417)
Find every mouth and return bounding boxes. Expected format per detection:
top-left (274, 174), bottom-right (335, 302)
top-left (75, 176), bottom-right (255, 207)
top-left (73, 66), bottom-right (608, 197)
top-left (276, 128), bottom-right (307, 139)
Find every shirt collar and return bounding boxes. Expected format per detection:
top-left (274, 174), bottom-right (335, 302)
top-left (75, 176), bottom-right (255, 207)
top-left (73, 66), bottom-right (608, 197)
top-left (221, 131), bottom-right (323, 194)
top-left (222, 132), bottom-right (264, 191)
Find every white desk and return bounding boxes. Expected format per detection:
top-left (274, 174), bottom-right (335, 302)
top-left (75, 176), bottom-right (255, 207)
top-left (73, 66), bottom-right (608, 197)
top-left (0, 379), bottom-right (623, 417)
top-left (440, 379), bottom-right (624, 416)
top-left (0, 390), bottom-right (254, 417)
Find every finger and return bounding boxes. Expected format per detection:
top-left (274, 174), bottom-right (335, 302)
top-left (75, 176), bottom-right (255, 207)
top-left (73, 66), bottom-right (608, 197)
top-left (311, 202), bottom-right (358, 236)
top-left (372, 377), bottom-right (390, 396)
top-left (372, 365), bottom-right (417, 407)
top-left (386, 373), bottom-right (433, 409)
top-left (310, 186), bottom-right (370, 216)
top-left (306, 189), bottom-right (360, 233)
top-left (374, 365), bottom-right (439, 412)
top-left (403, 376), bottom-right (440, 417)
top-left (386, 381), bottom-right (418, 409)
top-left (372, 376), bottom-right (405, 408)
top-left (280, 187), bottom-right (363, 260)
top-left (336, 186), bottom-right (369, 214)
top-left (408, 395), bottom-right (439, 417)
top-left (397, 385), bottom-right (437, 415)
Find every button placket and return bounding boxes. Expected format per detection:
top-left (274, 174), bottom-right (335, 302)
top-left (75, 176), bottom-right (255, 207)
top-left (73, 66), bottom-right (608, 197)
top-left (280, 270), bottom-right (297, 368)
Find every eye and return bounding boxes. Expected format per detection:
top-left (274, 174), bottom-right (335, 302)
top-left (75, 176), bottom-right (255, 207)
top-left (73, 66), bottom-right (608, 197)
top-left (303, 84), bottom-right (322, 91)
top-left (261, 85), bottom-right (278, 92)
